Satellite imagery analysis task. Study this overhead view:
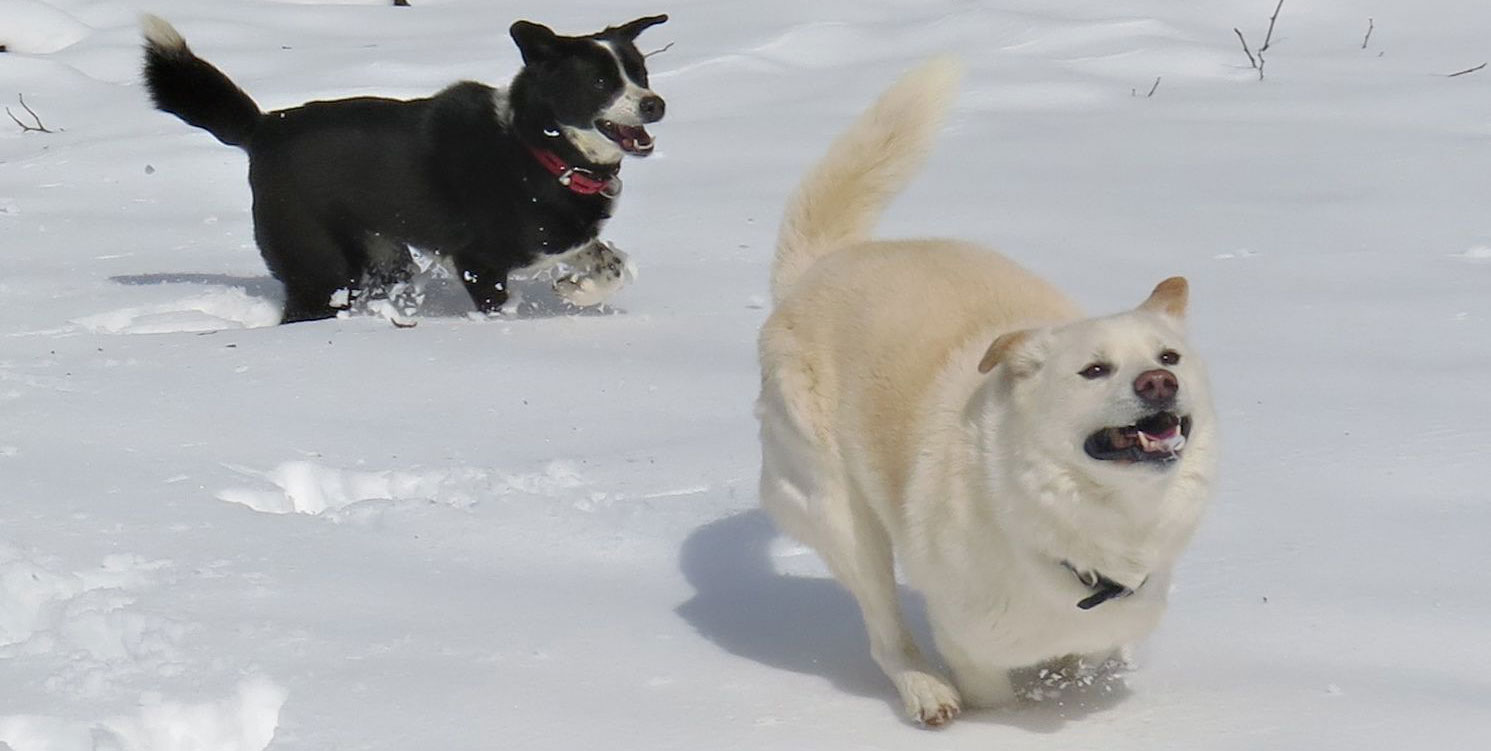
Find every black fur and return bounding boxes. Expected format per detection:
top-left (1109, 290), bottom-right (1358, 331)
top-left (142, 16), bottom-right (667, 323)
top-left (142, 36), bottom-right (259, 147)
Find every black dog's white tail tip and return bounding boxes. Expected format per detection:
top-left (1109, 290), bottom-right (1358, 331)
top-left (141, 14), bottom-right (187, 54)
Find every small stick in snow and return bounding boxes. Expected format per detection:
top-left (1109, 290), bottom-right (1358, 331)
top-left (1256, 0), bottom-right (1285, 80)
top-left (644, 42), bottom-right (674, 59)
top-left (1233, 28), bottom-right (1258, 69)
top-left (1447, 62), bottom-right (1487, 77)
top-left (1146, 76), bottom-right (1162, 98)
top-left (1260, 0), bottom-right (1285, 54)
top-left (6, 94), bottom-right (54, 133)
top-left (1361, 17), bottom-right (1374, 50)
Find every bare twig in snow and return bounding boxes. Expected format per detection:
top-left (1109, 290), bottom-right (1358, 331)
top-left (1361, 18), bottom-right (1374, 50)
top-left (1447, 62), bottom-right (1487, 77)
top-left (1256, 0), bottom-right (1285, 80)
top-left (1233, 28), bottom-right (1258, 69)
top-left (1260, 0), bottom-right (1285, 53)
top-left (1131, 77), bottom-right (1161, 97)
top-left (6, 94), bottom-right (54, 133)
top-left (644, 42), bottom-right (674, 59)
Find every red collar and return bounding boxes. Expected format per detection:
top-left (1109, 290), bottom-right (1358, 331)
top-left (527, 145), bottom-right (620, 197)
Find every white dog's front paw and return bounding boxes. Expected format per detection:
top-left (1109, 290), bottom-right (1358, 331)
top-left (552, 242), bottom-right (634, 307)
top-left (892, 670), bottom-right (962, 727)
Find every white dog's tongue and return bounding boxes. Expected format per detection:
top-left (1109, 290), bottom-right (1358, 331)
top-left (1136, 425), bottom-right (1186, 454)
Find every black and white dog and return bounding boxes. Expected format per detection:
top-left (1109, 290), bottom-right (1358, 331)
top-left (141, 14), bottom-right (667, 323)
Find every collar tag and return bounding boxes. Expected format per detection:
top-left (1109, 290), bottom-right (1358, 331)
top-left (1061, 560), bottom-right (1146, 610)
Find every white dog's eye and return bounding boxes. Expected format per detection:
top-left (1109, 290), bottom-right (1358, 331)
top-left (1159, 349), bottom-right (1181, 366)
top-left (1078, 362), bottom-right (1112, 380)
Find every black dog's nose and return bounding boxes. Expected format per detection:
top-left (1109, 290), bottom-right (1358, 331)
top-left (1134, 369), bottom-right (1178, 406)
top-left (639, 95), bottom-right (665, 123)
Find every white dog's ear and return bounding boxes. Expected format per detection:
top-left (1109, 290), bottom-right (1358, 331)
top-left (1139, 276), bottom-right (1188, 319)
top-left (978, 329), bottom-right (1042, 376)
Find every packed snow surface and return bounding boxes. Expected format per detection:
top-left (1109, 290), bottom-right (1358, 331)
top-left (2, 1), bottom-right (1489, 749)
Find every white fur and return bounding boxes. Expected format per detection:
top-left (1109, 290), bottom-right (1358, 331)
top-left (140, 14), bottom-right (186, 52)
top-left (756, 59), bottom-right (1217, 726)
top-left (559, 124), bottom-right (624, 165)
top-left (491, 87), bottom-right (513, 128)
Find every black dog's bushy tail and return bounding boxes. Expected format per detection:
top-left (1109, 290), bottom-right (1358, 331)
top-left (141, 15), bottom-right (261, 148)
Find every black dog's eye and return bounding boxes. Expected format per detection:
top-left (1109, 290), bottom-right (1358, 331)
top-left (593, 78), bottom-right (609, 91)
top-left (1078, 362), bottom-right (1113, 380)
top-left (1159, 349), bottom-right (1181, 366)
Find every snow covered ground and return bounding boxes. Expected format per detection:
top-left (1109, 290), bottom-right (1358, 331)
top-left (3, 0), bottom-right (1490, 748)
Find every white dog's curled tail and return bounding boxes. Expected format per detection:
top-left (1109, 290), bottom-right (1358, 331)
top-left (770, 57), bottom-right (964, 302)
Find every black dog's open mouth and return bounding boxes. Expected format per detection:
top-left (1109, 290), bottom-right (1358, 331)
top-left (1084, 412), bottom-right (1192, 465)
top-left (596, 120), bottom-right (654, 155)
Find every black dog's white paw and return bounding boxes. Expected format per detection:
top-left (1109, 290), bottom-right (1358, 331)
top-left (553, 242), bottom-right (634, 306)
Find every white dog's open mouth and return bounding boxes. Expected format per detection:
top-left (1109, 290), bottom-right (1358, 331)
top-left (1084, 411), bottom-right (1191, 465)
top-left (595, 119), bottom-right (654, 155)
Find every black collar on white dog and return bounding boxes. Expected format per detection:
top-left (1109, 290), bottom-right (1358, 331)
top-left (1061, 561), bottom-right (1147, 610)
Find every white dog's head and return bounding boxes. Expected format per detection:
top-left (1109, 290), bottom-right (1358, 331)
top-left (979, 277), bottom-right (1215, 484)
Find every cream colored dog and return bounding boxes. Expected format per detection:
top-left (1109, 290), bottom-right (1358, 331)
top-left (756, 59), bottom-right (1217, 726)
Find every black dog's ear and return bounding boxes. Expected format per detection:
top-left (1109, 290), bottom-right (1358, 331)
top-left (613, 14), bottom-right (668, 41)
top-left (510, 20), bottom-right (562, 64)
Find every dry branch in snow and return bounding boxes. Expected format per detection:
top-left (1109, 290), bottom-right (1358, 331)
top-left (6, 94), bottom-right (54, 133)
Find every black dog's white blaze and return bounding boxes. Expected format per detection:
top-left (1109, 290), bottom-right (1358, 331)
top-left (558, 36), bottom-right (663, 163)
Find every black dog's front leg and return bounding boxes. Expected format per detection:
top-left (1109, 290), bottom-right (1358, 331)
top-left (452, 255), bottom-right (511, 314)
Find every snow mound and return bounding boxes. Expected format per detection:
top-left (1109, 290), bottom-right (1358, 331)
top-left (0, 1), bottom-right (92, 54)
top-left (0, 549), bottom-right (169, 654)
top-left (75, 289), bottom-right (281, 334)
top-left (1, 549), bottom-right (185, 707)
top-left (0, 676), bottom-right (286, 751)
top-left (216, 460), bottom-right (585, 518)
top-left (1452, 246), bottom-right (1491, 262)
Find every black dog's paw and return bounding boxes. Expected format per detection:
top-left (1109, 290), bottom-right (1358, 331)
top-left (553, 242), bottom-right (634, 306)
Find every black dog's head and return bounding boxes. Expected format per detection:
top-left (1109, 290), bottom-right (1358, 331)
top-left (509, 16), bottom-right (668, 167)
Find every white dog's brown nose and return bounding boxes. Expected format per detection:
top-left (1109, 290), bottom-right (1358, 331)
top-left (1134, 369), bottom-right (1178, 406)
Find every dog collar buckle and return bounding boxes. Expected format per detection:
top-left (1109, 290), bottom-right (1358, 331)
top-left (601, 174), bottom-right (622, 198)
